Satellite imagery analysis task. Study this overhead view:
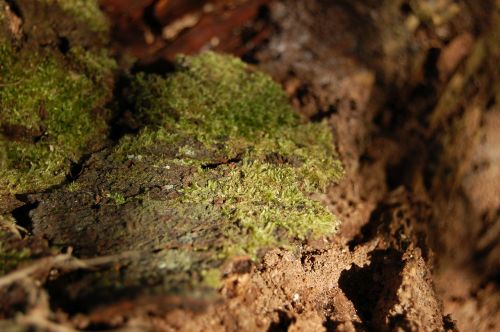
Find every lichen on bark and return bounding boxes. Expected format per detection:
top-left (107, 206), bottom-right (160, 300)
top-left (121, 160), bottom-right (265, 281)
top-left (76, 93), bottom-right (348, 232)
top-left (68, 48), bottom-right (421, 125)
top-left (31, 52), bottom-right (343, 302)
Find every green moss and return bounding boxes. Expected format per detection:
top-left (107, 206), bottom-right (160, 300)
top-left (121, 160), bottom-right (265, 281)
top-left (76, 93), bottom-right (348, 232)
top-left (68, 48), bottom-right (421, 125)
top-left (201, 268), bottom-right (222, 289)
top-left (69, 47), bottom-right (117, 83)
top-left (0, 247), bottom-right (31, 275)
top-left (0, 231), bottom-right (31, 275)
top-left (106, 192), bottom-right (126, 205)
top-left (67, 181), bottom-right (81, 192)
top-left (41, 0), bottom-right (109, 33)
top-left (130, 52), bottom-right (296, 144)
top-left (0, 41), bottom-right (115, 195)
top-left (177, 161), bottom-right (338, 258)
top-left (31, 52), bottom-right (344, 298)
top-left (124, 53), bottom-right (343, 262)
top-left (0, 0), bottom-right (116, 198)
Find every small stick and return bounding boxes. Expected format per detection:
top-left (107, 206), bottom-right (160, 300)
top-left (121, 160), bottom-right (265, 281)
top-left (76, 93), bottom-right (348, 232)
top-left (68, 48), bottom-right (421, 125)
top-left (0, 253), bottom-right (72, 288)
top-left (0, 250), bottom-right (143, 289)
top-left (0, 79), bottom-right (23, 87)
top-left (17, 315), bottom-right (79, 332)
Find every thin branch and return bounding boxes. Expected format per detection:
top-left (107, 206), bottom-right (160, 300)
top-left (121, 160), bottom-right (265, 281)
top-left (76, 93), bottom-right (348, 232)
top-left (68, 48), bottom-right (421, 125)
top-left (17, 314), bottom-right (79, 332)
top-left (0, 253), bottom-right (72, 289)
top-left (0, 250), bottom-right (143, 289)
top-left (0, 79), bottom-right (23, 87)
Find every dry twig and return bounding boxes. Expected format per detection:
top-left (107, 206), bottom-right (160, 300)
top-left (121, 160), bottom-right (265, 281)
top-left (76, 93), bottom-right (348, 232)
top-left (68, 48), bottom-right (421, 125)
top-left (0, 249), bottom-right (142, 289)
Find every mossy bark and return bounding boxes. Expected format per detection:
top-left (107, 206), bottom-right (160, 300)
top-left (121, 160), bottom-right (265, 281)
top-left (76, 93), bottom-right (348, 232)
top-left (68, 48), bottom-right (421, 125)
top-left (0, 0), bottom-right (115, 299)
top-left (0, 0), bottom-right (116, 208)
top-left (0, 0), bottom-right (343, 310)
top-left (30, 52), bottom-right (343, 306)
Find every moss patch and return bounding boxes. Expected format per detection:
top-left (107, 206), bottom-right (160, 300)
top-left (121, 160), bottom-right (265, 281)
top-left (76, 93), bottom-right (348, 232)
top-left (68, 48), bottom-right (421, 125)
top-left (130, 52), bottom-right (296, 141)
top-left (0, 237), bottom-right (31, 276)
top-left (44, 0), bottom-right (109, 34)
top-left (31, 52), bottom-right (343, 301)
top-left (0, 219), bottom-right (51, 276)
top-left (126, 52), bottom-right (343, 256)
top-left (0, 0), bottom-right (116, 197)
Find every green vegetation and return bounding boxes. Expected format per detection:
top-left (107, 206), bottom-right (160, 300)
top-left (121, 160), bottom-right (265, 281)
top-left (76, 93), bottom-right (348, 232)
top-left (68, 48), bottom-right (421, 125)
top-left (0, 45), bottom-right (115, 195)
top-left (106, 192), bottom-right (126, 205)
top-left (130, 52), bottom-right (296, 141)
top-left (27, 51), bottom-right (343, 296)
top-left (119, 52), bottom-right (344, 259)
top-left (47, 0), bottom-right (110, 33)
top-left (0, 0), bottom-right (116, 197)
top-left (0, 231), bottom-right (31, 275)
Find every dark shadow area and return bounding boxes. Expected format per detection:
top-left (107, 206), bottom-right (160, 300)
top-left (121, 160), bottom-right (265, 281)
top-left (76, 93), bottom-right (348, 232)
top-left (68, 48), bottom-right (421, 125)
top-left (339, 249), bottom-right (404, 329)
top-left (348, 202), bottom-right (393, 250)
top-left (11, 196), bottom-right (38, 234)
top-left (106, 74), bottom-right (143, 142)
top-left (130, 57), bottom-right (176, 75)
top-left (323, 318), bottom-right (366, 332)
top-left (267, 309), bottom-right (295, 332)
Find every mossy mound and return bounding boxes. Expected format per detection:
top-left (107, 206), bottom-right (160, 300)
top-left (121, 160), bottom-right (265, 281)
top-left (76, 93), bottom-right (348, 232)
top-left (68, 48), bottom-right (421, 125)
top-left (32, 52), bottom-right (343, 303)
top-left (0, 0), bottom-right (116, 199)
top-left (126, 52), bottom-right (343, 255)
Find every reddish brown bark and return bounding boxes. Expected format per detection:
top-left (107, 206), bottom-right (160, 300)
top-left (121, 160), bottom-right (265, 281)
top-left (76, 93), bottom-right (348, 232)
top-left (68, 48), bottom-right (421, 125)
top-left (99, 0), bottom-right (271, 63)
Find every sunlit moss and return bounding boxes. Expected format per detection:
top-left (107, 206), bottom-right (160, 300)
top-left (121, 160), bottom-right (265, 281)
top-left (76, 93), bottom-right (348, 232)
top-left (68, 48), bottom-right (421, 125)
top-left (0, 44), bottom-right (115, 195)
top-left (123, 52), bottom-right (343, 258)
top-left (0, 0), bottom-right (116, 198)
top-left (30, 52), bottom-right (344, 295)
top-left (106, 192), bottom-right (126, 205)
top-left (130, 52), bottom-right (296, 143)
top-left (42, 0), bottom-right (109, 33)
top-left (177, 161), bottom-right (339, 258)
top-left (201, 268), bottom-right (222, 289)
